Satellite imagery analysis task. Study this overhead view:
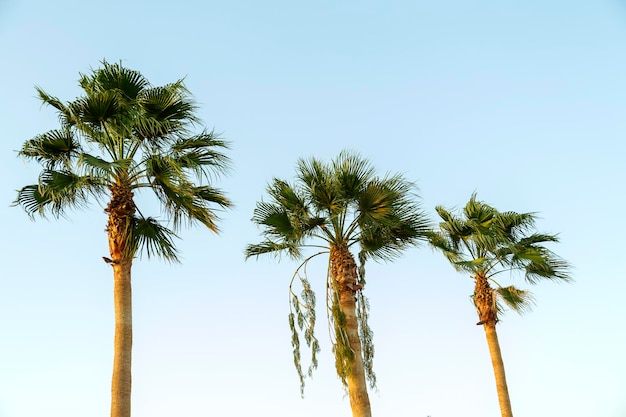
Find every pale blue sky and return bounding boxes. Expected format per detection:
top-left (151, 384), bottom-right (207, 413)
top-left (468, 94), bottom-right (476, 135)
top-left (1, 1), bottom-right (625, 416)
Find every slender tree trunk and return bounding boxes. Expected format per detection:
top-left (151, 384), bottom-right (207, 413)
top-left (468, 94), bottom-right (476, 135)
top-left (111, 260), bottom-right (133, 417)
top-left (331, 245), bottom-right (372, 417)
top-left (483, 323), bottom-right (513, 417)
top-left (106, 185), bottom-right (136, 417)
top-left (474, 275), bottom-right (514, 417)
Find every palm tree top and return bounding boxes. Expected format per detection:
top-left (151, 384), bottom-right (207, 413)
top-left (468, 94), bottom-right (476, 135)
top-left (430, 193), bottom-right (571, 284)
top-left (14, 60), bottom-right (232, 261)
top-left (246, 150), bottom-right (431, 261)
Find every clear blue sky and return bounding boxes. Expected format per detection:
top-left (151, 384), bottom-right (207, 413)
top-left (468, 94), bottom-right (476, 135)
top-left (1, 1), bottom-right (625, 416)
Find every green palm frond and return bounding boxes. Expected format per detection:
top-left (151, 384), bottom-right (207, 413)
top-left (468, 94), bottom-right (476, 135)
top-left (524, 254), bottom-right (571, 284)
top-left (14, 170), bottom-right (104, 218)
top-left (79, 153), bottom-right (133, 178)
top-left (455, 257), bottom-right (489, 273)
top-left (193, 185), bottom-right (231, 209)
top-left (297, 157), bottom-right (341, 213)
top-left (35, 87), bottom-right (66, 113)
top-left (516, 233), bottom-right (560, 247)
top-left (140, 82), bottom-right (195, 122)
top-left (266, 179), bottom-right (309, 218)
top-left (82, 60), bottom-right (148, 100)
top-left (144, 153), bottom-right (183, 187)
top-left (427, 230), bottom-right (462, 264)
top-left (18, 129), bottom-right (81, 169)
top-left (252, 202), bottom-right (298, 239)
top-left (148, 160), bottom-right (230, 232)
top-left (359, 212), bottom-right (430, 261)
top-left (358, 180), bottom-right (395, 221)
top-left (356, 173), bottom-right (430, 261)
top-left (130, 216), bottom-right (180, 262)
top-left (494, 211), bottom-right (536, 240)
top-left (77, 90), bottom-right (120, 125)
top-left (169, 132), bottom-right (232, 180)
top-left (161, 187), bottom-right (221, 232)
top-left (495, 285), bottom-right (535, 315)
top-left (245, 241), bottom-right (303, 259)
top-left (437, 208), bottom-right (473, 242)
top-left (134, 82), bottom-right (196, 141)
top-left (463, 195), bottom-right (496, 227)
top-left (332, 150), bottom-right (375, 200)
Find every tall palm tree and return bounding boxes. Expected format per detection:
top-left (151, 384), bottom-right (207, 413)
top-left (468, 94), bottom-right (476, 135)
top-left (428, 194), bottom-right (570, 417)
top-left (14, 61), bottom-right (232, 417)
top-left (246, 151), bottom-right (430, 417)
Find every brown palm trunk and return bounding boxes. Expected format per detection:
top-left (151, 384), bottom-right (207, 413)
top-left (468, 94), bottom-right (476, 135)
top-left (106, 185), bottom-right (135, 417)
top-left (483, 322), bottom-right (513, 417)
top-left (111, 261), bottom-right (133, 417)
top-left (474, 275), bottom-right (514, 417)
top-left (330, 245), bottom-right (372, 417)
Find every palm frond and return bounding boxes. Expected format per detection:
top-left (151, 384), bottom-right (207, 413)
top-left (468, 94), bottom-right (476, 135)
top-left (14, 170), bottom-right (105, 218)
top-left (296, 157), bottom-right (341, 213)
top-left (169, 131), bottom-right (232, 180)
top-left (494, 211), bottom-right (536, 241)
top-left (245, 241), bottom-right (303, 259)
top-left (79, 153), bottom-right (133, 178)
top-left (332, 150), bottom-right (375, 200)
top-left (455, 257), bottom-right (489, 272)
top-left (427, 230), bottom-right (463, 265)
top-left (149, 168), bottom-right (230, 233)
top-left (80, 90), bottom-right (120, 125)
top-left (159, 185), bottom-right (226, 232)
top-left (252, 202), bottom-right (299, 239)
top-left (18, 129), bottom-right (81, 170)
top-left (463, 194), bottom-right (496, 228)
top-left (82, 60), bottom-right (148, 100)
top-left (524, 254), bottom-right (571, 284)
top-left (266, 179), bottom-right (310, 219)
top-left (495, 285), bottom-right (535, 315)
top-left (35, 87), bottom-right (66, 113)
top-left (136, 82), bottom-right (196, 140)
top-left (130, 216), bottom-right (180, 262)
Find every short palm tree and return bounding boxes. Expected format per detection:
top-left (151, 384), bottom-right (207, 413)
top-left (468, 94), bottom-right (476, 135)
top-left (246, 151), bottom-right (430, 417)
top-left (14, 61), bottom-right (232, 417)
top-left (428, 194), bottom-right (570, 417)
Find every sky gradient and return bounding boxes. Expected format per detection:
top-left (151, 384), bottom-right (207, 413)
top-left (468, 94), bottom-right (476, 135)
top-left (1, 1), bottom-right (625, 416)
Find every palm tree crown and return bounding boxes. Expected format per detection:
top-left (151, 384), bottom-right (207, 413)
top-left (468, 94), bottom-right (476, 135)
top-left (429, 194), bottom-right (570, 319)
top-left (247, 151), bottom-right (427, 261)
top-left (246, 150), bottom-right (430, 404)
top-left (15, 60), bottom-right (231, 260)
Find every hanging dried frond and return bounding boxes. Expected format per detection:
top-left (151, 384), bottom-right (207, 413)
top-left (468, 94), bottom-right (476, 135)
top-left (288, 255), bottom-right (322, 396)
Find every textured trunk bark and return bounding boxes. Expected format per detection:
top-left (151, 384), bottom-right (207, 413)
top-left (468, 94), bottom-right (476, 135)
top-left (111, 260), bottom-right (133, 417)
top-left (474, 275), bottom-right (514, 417)
top-left (483, 323), bottom-right (514, 417)
top-left (106, 185), bottom-right (135, 417)
top-left (330, 245), bottom-right (372, 417)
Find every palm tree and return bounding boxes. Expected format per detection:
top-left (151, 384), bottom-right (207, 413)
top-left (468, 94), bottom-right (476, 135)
top-left (246, 151), bottom-right (430, 417)
top-left (14, 61), bottom-right (232, 417)
top-left (428, 194), bottom-right (570, 417)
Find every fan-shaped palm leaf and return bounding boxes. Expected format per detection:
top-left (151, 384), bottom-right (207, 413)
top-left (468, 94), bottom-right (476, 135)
top-left (19, 129), bottom-right (81, 170)
top-left (495, 286), bottom-right (535, 314)
top-left (14, 170), bottom-right (103, 217)
top-left (129, 216), bottom-right (179, 262)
